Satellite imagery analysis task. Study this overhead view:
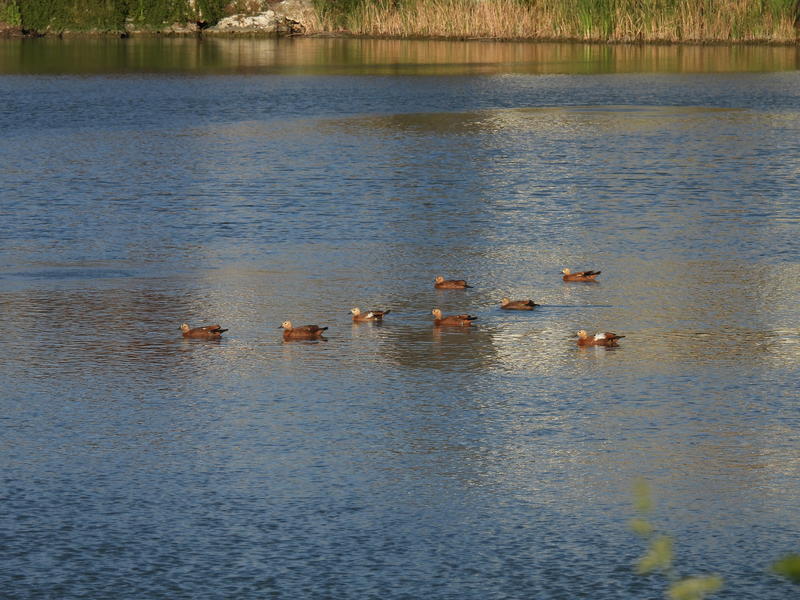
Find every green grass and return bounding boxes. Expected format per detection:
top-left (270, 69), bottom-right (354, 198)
top-left (0, 0), bottom-right (21, 27)
top-left (11, 0), bottom-right (228, 33)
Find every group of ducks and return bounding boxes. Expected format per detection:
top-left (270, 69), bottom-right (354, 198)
top-left (180, 268), bottom-right (624, 347)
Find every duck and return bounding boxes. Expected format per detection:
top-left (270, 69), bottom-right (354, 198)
top-left (280, 321), bottom-right (328, 340)
top-left (434, 276), bottom-right (471, 289)
top-left (431, 308), bottom-right (477, 326)
top-left (350, 307), bottom-right (391, 322)
top-left (561, 268), bottom-right (601, 282)
top-left (500, 297), bottom-right (539, 310)
top-left (576, 330), bottom-right (624, 347)
top-left (180, 323), bottom-right (228, 339)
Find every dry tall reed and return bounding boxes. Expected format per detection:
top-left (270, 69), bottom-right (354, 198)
top-left (312, 0), bottom-right (800, 43)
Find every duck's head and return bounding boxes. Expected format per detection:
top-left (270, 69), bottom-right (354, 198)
top-left (280, 321), bottom-right (292, 330)
top-left (561, 268), bottom-right (571, 275)
top-left (350, 308), bottom-right (361, 316)
top-left (431, 308), bottom-right (443, 319)
top-left (576, 330), bottom-right (588, 339)
top-left (501, 297), bottom-right (510, 304)
top-left (180, 323), bottom-right (190, 332)
top-left (434, 276), bottom-right (444, 283)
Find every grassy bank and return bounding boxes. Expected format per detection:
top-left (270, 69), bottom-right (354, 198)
top-left (1, 0), bottom-right (798, 42)
top-left (314, 0), bottom-right (800, 43)
top-left (0, 0), bottom-right (228, 33)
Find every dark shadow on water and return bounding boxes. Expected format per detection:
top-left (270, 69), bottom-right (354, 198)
top-left (9, 269), bottom-right (134, 280)
top-left (576, 345), bottom-right (623, 352)
top-left (282, 337), bottom-right (328, 344)
top-left (544, 304), bottom-right (614, 309)
top-left (180, 337), bottom-right (224, 345)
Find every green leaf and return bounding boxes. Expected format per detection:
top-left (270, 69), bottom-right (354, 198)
top-left (629, 518), bottom-right (654, 537)
top-left (633, 478), bottom-right (654, 514)
top-left (772, 554), bottom-right (800, 584)
top-left (667, 576), bottom-right (723, 600)
top-left (637, 535), bottom-right (673, 574)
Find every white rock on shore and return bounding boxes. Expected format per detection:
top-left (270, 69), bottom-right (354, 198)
top-left (211, 11), bottom-right (279, 32)
top-left (206, 0), bottom-right (314, 34)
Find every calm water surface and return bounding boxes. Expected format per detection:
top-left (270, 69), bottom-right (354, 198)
top-left (1, 38), bottom-right (799, 599)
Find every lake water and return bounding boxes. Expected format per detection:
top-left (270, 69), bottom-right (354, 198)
top-left (1, 37), bottom-right (799, 599)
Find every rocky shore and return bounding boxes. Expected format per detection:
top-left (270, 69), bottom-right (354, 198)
top-left (205, 0), bottom-right (314, 35)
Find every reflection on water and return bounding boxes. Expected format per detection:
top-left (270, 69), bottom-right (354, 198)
top-left (2, 37), bottom-right (800, 75)
top-left (1, 52), bottom-right (799, 599)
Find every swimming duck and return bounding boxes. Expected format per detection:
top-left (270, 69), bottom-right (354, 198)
top-left (431, 308), bottom-right (477, 326)
top-left (434, 276), bottom-right (471, 289)
top-left (561, 268), bottom-right (601, 282)
top-left (350, 308), bottom-right (391, 322)
top-left (576, 330), bottom-right (624, 347)
top-left (280, 321), bottom-right (328, 340)
top-left (180, 323), bottom-right (228, 339)
top-left (500, 298), bottom-right (539, 310)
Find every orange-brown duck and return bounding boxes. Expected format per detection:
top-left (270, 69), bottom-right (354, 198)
top-left (180, 323), bottom-right (228, 339)
top-left (431, 308), bottom-right (477, 326)
top-left (350, 307), bottom-right (391, 322)
top-left (576, 330), bottom-right (624, 347)
top-left (434, 276), bottom-right (471, 289)
top-left (500, 297), bottom-right (539, 310)
top-left (280, 320), bottom-right (328, 340)
top-left (561, 268), bottom-right (601, 282)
